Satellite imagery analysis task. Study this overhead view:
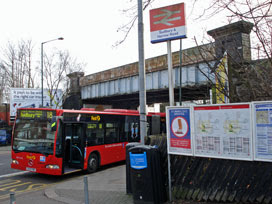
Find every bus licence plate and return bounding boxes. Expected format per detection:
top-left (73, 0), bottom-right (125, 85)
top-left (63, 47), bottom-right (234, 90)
top-left (26, 167), bottom-right (36, 172)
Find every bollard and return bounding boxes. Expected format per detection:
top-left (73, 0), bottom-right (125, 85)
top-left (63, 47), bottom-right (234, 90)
top-left (84, 176), bottom-right (90, 204)
top-left (10, 193), bottom-right (16, 204)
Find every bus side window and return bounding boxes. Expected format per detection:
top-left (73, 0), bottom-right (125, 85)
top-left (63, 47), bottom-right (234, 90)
top-left (86, 123), bottom-right (104, 146)
top-left (124, 117), bottom-right (130, 142)
top-left (119, 123), bottom-right (127, 142)
top-left (105, 122), bottom-right (119, 144)
top-left (151, 115), bottom-right (160, 135)
top-left (86, 124), bottom-right (97, 146)
top-left (160, 117), bottom-right (166, 134)
top-left (146, 117), bottom-right (151, 136)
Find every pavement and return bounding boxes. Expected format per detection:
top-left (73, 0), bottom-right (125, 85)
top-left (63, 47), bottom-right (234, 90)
top-left (44, 164), bottom-right (134, 204)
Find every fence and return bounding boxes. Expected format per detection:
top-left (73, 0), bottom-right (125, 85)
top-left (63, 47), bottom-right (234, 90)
top-left (150, 135), bottom-right (272, 204)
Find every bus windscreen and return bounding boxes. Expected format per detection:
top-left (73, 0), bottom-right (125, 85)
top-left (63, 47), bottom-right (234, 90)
top-left (12, 110), bottom-right (56, 155)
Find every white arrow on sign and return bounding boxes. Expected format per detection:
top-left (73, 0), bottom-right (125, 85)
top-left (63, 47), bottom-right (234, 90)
top-left (153, 9), bottom-right (181, 26)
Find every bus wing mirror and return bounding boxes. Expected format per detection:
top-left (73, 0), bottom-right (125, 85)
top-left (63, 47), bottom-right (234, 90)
top-left (50, 116), bottom-right (63, 131)
top-left (51, 121), bottom-right (57, 131)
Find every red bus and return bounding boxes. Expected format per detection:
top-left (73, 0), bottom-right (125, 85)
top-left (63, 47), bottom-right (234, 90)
top-left (11, 108), bottom-right (165, 175)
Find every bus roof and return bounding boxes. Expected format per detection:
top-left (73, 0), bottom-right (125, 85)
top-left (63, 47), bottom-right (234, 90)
top-left (62, 109), bottom-right (140, 116)
top-left (17, 108), bottom-right (165, 117)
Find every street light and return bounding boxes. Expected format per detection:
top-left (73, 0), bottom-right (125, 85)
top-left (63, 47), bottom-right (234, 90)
top-left (41, 37), bottom-right (64, 107)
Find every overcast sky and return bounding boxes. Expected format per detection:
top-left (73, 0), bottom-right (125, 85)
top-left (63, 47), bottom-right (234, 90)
top-left (0, 0), bottom-right (229, 75)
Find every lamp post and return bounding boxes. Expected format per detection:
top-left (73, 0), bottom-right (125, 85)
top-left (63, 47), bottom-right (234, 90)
top-left (41, 37), bottom-right (64, 107)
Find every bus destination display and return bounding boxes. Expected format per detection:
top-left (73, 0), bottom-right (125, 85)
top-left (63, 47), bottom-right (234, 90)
top-left (18, 110), bottom-right (56, 120)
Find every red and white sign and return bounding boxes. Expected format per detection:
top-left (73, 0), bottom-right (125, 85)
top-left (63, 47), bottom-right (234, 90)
top-left (149, 3), bottom-right (186, 43)
top-left (166, 107), bottom-right (193, 156)
top-left (171, 116), bottom-right (189, 138)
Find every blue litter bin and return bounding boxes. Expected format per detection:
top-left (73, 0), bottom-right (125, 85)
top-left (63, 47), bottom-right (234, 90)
top-left (128, 145), bottom-right (166, 204)
top-left (126, 142), bottom-right (141, 194)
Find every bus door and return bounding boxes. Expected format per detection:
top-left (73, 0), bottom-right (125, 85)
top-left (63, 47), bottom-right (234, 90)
top-left (64, 124), bottom-right (84, 169)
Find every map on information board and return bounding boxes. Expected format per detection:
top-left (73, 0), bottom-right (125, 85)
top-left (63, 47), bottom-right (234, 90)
top-left (253, 101), bottom-right (272, 162)
top-left (193, 104), bottom-right (253, 160)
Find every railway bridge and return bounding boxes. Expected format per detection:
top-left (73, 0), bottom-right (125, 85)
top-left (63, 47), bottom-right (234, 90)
top-left (65, 21), bottom-right (253, 109)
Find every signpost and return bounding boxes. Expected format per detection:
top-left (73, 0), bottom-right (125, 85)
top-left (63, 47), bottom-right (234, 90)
top-left (150, 3), bottom-right (186, 201)
top-left (150, 3), bottom-right (186, 107)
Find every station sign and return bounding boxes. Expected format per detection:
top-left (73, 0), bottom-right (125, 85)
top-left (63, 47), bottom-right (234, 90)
top-left (149, 3), bottom-right (186, 43)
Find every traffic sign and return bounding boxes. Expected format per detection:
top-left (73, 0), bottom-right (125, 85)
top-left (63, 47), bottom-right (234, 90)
top-left (149, 3), bottom-right (186, 43)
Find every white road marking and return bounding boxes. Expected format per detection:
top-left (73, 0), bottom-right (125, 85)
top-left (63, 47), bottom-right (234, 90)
top-left (0, 171), bottom-right (27, 179)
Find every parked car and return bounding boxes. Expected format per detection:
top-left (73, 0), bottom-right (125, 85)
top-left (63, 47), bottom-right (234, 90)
top-left (0, 129), bottom-right (11, 145)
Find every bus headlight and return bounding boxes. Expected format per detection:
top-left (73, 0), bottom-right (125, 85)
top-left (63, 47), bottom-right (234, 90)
top-left (46, 164), bottom-right (60, 169)
top-left (12, 159), bottom-right (19, 164)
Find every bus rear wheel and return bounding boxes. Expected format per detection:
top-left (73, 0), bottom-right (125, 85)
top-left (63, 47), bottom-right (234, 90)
top-left (87, 153), bottom-right (98, 173)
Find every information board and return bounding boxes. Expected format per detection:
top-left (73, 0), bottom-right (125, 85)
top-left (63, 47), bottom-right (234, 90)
top-left (253, 101), bottom-right (272, 162)
top-left (166, 107), bottom-right (193, 155)
top-left (193, 104), bottom-right (253, 160)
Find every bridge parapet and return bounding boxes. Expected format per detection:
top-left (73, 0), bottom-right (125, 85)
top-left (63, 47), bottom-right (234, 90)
top-left (80, 43), bottom-right (215, 87)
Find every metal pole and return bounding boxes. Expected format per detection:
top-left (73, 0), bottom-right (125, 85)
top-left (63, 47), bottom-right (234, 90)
top-left (167, 41), bottom-right (174, 106)
top-left (41, 37), bottom-right (64, 108)
top-left (138, 0), bottom-right (147, 145)
top-left (210, 89), bottom-right (213, 104)
top-left (167, 154), bottom-right (172, 201)
top-left (41, 43), bottom-right (44, 107)
top-left (10, 193), bottom-right (16, 204)
top-left (179, 39), bottom-right (183, 106)
top-left (84, 176), bottom-right (90, 204)
top-left (167, 40), bottom-right (174, 202)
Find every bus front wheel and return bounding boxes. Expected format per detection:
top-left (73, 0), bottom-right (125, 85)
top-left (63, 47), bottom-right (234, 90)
top-left (87, 153), bottom-right (98, 173)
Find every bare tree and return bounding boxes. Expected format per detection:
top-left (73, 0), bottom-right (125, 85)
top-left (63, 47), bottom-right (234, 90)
top-left (0, 39), bottom-right (35, 102)
top-left (114, 0), bottom-right (155, 47)
top-left (194, 0), bottom-right (272, 62)
top-left (190, 0), bottom-right (272, 102)
top-left (43, 49), bottom-right (86, 107)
